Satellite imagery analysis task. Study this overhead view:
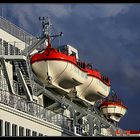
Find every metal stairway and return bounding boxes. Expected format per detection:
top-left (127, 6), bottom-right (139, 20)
top-left (13, 60), bottom-right (32, 96)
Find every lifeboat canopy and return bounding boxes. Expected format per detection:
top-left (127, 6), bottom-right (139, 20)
top-left (98, 91), bottom-right (128, 122)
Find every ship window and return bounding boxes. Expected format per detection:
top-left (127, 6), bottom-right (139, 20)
top-left (0, 38), bottom-right (2, 55)
top-left (5, 121), bottom-right (10, 136)
top-left (15, 47), bottom-right (20, 55)
top-left (12, 124), bottom-right (17, 136)
top-left (26, 129), bottom-right (31, 136)
top-left (0, 120), bottom-right (3, 136)
top-left (38, 133), bottom-right (43, 136)
top-left (32, 131), bottom-right (37, 136)
top-left (3, 40), bottom-right (8, 55)
top-left (10, 44), bottom-right (15, 55)
top-left (19, 126), bottom-right (24, 136)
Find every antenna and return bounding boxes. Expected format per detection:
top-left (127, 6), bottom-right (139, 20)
top-left (39, 16), bottom-right (52, 37)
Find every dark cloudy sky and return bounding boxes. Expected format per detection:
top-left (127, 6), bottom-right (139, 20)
top-left (0, 3), bottom-right (140, 131)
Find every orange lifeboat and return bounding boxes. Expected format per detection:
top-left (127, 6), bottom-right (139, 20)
top-left (30, 20), bottom-right (111, 104)
top-left (98, 92), bottom-right (128, 122)
top-left (30, 36), bottom-right (111, 103)
top-left (76, 64), bottom-right (111, 105)
top-left (31, 37), bottom-right (88, 93)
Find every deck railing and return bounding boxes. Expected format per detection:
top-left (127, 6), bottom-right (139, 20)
top-left (0, 88), bottom-right (85, 135)
top-left (0, 16), bottom-right (34, 44)
top-left (0, 16), bottom-right (45, 55)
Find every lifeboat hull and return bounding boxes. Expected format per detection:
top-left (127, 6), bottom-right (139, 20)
top-left (31, 60), bottom-right (87, 92)
top-left (76, 76), bottom-right (110, 105)
top-left (99, 103), bottom-right (127, 122)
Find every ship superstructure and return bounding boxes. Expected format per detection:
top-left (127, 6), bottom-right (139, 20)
top-left (0, 16), bottom-right (129, 136)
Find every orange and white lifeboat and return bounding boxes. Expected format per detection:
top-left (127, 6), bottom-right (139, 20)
top-left (98, 93), bottom-right (128, 122)
top-left (76, 65), bottom-right (111, 105)
top-left (30, 18), bottom-right (111, 103)
top-left (30, 37), bottom-right (88, 93)
top-left (31, 36), bottom-right (111, 103)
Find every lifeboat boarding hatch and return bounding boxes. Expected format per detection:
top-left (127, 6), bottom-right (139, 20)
top-left (0, 16), bottom-right (125, 136)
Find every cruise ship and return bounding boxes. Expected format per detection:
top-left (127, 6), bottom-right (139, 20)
top-left (0, 16), bottom-right (136, 136)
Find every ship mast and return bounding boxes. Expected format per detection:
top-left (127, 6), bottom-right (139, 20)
top-left (39, 16), bottom-right (52, 49)
top-left (39, 17), bottom-right (52, 36)
top-left (22, 16), bottom-right (63, 55)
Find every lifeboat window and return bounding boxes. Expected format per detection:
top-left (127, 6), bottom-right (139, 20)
top-left (77, 61), bottom-right (86, 69)
top-left (83, 63), bottom-right (86, 69)
top-left (101, 75), bottom-right (109, 84)
top-left (70, 51), bottom-right (76, 56)
top-left (38, 49), bottom-right (45, 53)
top-left (87, 63), bottom-right (92, 69)
top-left (115, 114), bottom-right (122, 118)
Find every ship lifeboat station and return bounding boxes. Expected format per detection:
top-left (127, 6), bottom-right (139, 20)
top-left (0, 16), bottom-right (138, 136)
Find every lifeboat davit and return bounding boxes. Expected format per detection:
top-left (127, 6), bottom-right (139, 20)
top-left (98, 92), bottom-right (128, 122)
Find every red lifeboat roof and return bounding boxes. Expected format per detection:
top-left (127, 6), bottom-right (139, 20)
top-left (98, 92), bottom-right (128, 109)
top-left (86, 68), bottom-right (110, 86)
top-left (129, 130), bottom-right (140, 134)
top-left (99, 101), bottom-right (128, 109)
top-left (116, 130), bottom-right (140, 135)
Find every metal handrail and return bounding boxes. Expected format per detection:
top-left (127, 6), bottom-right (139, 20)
top-left (0, 88), bottom-right (84, 135)
top-left (0, 16), bottom-right (36, 44)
